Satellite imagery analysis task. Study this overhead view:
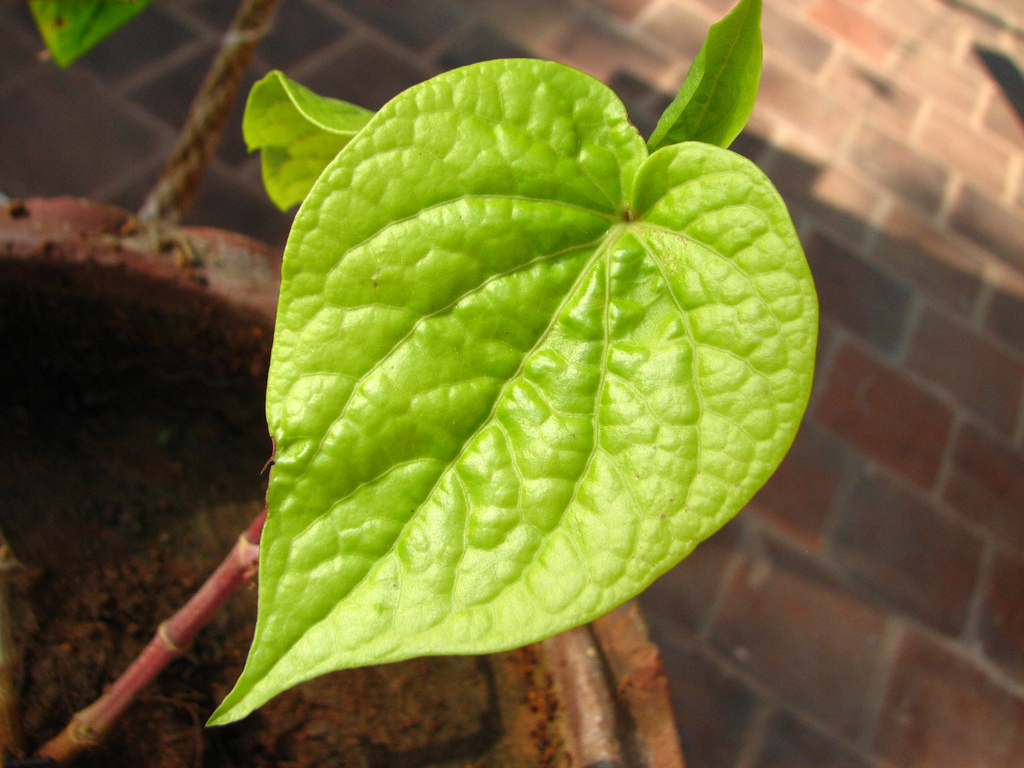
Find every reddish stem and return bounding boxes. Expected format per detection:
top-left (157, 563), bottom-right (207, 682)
top-left (36, 508), bottom-right (267, 766)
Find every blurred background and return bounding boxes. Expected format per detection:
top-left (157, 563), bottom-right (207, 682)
top-left (1, 0), bottom-right (1023, 766)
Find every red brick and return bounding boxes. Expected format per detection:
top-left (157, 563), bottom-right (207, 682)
top-left (950, 184), bottom-right (1024, 274)
top-left (896, 49), bottom-right (986, 116)
top-left (588, 0), bottom-right (654, 21)
top-left (764, 146), bottom-right (823, 204)
top-left (805, 232), bottom-right (913, 352)
top-left (76, 4), bottom-right (197, 84)
top-left (730, 127), bottom-right (772, 166)
top-left (865, 0), bottom-right (948, 43)
top-left (874, 205), bottom-right (982, 317)
top-left (762, 4), bottom-right (833, 73)
top-left (758, 59), bottom-right (855, 149)
top-left (475, 0), bottom-right (575, 53)
top-left (255, 0), bottom-right (349, 70)
top-left (333, 0), bottom-right (465, 52)
top-left (754, 710), bottom-right (874, 768)
top-left (908, 308), bottom-right (1024, 435)
top-left (833, 470), bottom-right (984, 635)
top-left (847, 123), bottom-right (949, 215)
top-left (694, 0), bottom-right (744, 13)
top-left (652, 642), bottom-right (759, 768)
top-left (980, 552), bottom-right (1024, 682)
top-left (0, 67), bottom-right (161, 199)
top-left (302, 41), bottom-right (429, 111)
top-left (638, 2), bottom-right (713, 63)
top-left (710, 543), bottom-right (888, 738)
top-left (546, 15), bottom-right (669, 84)
top-left (814, 317), bottom-right (839, 391)
top-left (767, 149), bottom-right (884, 247)
top-left (807, 0), bottom-right (898, 65)
top-left (977, 0), bottom-right (1024, 25)
top-left (746, 421), bottom-right (849, 545)
top-left (984, 89), bottom-right (1024, 150)
top-left (438, 25), bottom-right (532, 70)
top-left (985, 288), bottom-right (1024, 358)
top-left (0, 15), bottom-right (37, 74)
top-left (918, 106), bottom-right (1014, 197)
top-left (800, 167), bottom-right (881, 248)
top-left (129, 43), bottom-right (219, 131)
top-left (943, 424), bottom-right (1024, 550)
top-left (875, 630), bottom-right (1024, 768)
top-left (816, 344), bottom-right (953, 489)
top-left (641, 518), bottom-right (741, 637)
top-left (824, 54), bottom-right (923, 134)
top-left (764, 0), bottom-right (814, 10)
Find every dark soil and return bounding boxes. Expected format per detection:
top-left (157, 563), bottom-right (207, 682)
top-left (0, 267), bottom-right (567, 768)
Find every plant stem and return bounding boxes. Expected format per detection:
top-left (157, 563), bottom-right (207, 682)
top-left (0, 529), bottom-right (24, 758)
top-left (137, 0), bottom-right (280, 223)
top-left (36, 508), bottom-right (267, 767)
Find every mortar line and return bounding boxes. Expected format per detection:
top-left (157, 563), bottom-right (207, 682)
top-left (856, 616), bottom-right (906, 753)
top-left (889, 286), bottom-right (926, 367)
top-left (731, 703), bottom-right (773, 768)
top-left (969, 271), bottom-right (997, 329)
top-left (962, 541), bottom-right (997, 649)
top-left (928, 410), bottom-right (962, 507)
top-left (1012, 383), bottom-right (1024, 447)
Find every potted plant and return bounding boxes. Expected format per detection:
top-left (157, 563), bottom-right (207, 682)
top-left (1, 0), bottom-right (815, 764)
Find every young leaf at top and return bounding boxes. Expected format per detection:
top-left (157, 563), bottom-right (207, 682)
top-left (209, 57), bottom-right (817, 725)
top-left (647, 0), bottom-right (762, 151)
top-left (30, 0), bottom-right (153, 67)
top-left (244, 71), bottom-right (374, 210)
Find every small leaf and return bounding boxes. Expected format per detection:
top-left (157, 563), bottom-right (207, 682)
top-left (30, 0), bottom-right (152, 67)
top-left (647, 0), bottom-right (762, 151)
top-left (210, 59), bottom-right (816, 725)
top-left (244, 71), bottom-right (374, 210)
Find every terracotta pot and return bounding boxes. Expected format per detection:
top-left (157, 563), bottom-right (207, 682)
top-left (0, 197), bottom-right (684, 768)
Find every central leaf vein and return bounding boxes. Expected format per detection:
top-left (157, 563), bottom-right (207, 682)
top-left (276, 226), bottom-right (623, 653)
top-left (290, 227), bottom-right (608, 474)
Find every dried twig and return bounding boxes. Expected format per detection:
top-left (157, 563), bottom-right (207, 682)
top-left (137, 0), bottom-right (281, 223)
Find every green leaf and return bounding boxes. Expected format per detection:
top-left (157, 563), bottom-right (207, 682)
top-left (244, 71), bottom-right (374, 210)
top-left (647, 0), bottom-right (762, 151)
top-left (211, 58), bottom-right (816, 725)
top-left (30, 0), bottom-right (153, 67)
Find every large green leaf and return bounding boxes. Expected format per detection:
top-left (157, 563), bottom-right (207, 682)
top-left (211, 58), bottom-right (815, 724)
top-left (244, 71), bottom-right (374, 210)
top-left (30, 0), bottom-right (152, 67)
top-left (648, 0), bottom-right (762, 151)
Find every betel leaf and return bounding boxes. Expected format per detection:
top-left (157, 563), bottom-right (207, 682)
top-left (244, 71), bottom-right (374, 210)
top-left (648, 0), bottom-right (762, 151)
top-left (30, 0), bottom-right (152, 68)
top-left (210, 58), bottom-right (816, 725)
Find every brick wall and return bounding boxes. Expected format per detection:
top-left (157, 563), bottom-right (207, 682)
top-left (2, 0), bottom-right (1023, 765)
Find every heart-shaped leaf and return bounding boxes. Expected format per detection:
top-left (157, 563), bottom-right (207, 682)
top-left (648, 0), bottom-right (762, 151)
top-left (30, 0), bottom-right (153, 67)
top-left (211, 58), bottom-right (816, 724)
top-left (244, 71), bottom-right (374, 210)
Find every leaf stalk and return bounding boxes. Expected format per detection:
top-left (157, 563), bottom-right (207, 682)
top-left (35, 508), bottom-right (267, 766)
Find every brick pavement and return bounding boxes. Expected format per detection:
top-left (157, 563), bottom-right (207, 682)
top-left (2, 0), bottom-right (1024, 766)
